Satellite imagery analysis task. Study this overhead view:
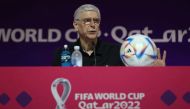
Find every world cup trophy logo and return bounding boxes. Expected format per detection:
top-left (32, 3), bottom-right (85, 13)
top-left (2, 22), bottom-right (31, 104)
top-left (51, 78), bottom-right (71, 109)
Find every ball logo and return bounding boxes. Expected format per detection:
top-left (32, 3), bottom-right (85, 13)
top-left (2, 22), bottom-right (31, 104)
top-left (51, 78), bottom-right (71, 109)
top-left (120, 34), bottom-right (157, 66)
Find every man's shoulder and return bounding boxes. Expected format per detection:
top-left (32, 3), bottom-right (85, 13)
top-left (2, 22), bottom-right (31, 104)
top-left (97, 40), bottom-right (121, 57)
top-left (99, 40), bottom-right (121, 50)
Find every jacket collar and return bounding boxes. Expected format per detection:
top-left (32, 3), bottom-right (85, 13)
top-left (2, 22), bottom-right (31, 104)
top-left (74, 38), bottom-right (103, 56)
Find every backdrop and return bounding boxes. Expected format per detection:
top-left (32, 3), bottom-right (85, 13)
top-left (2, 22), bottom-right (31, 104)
top-left (0, 0), bottom-right (190, 66)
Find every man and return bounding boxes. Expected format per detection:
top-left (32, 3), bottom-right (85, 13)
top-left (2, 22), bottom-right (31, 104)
top-left (53, 4), bottom-right (166, 66)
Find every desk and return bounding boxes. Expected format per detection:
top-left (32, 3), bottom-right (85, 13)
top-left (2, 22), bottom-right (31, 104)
top-left (0, 67), bottom-right (190, 109)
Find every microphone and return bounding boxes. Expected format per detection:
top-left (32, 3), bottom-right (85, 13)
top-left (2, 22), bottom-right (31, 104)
top-left (92, 41), bottom-right (97, 66)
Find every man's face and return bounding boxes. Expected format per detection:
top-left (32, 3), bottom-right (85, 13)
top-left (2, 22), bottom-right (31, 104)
top-left (74, 11), bottom-right (100, 40)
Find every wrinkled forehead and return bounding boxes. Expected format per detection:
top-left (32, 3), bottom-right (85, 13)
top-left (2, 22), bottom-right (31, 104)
top-left (78, 11), bottom-right (100, 19)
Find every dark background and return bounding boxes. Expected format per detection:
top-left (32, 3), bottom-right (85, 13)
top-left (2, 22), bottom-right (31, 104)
top-left (0, 0), bottom-right (190, 66)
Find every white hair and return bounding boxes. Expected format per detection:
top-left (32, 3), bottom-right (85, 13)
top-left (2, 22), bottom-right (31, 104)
top-left (74, 4), bottom-right (101, 20)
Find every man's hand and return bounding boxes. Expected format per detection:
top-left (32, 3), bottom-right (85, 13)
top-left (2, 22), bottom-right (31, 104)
top-left (151, 48), bottom-right (167, 66)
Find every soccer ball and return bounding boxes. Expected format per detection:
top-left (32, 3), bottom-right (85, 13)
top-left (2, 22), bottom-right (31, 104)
top-left (120, 34), bottom-right (158, 66)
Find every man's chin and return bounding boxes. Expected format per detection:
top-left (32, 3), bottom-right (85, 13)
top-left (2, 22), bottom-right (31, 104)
top-left (86, 34), bottom-right (98, 40)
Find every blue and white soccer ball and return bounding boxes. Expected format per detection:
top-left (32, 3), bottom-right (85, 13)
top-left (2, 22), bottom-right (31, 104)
top-left (120, 34), bottom-right (158, 66)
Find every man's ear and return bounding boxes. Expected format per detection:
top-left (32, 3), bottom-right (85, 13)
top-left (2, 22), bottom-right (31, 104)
top-left (73, 21), bottom-right (78, 31)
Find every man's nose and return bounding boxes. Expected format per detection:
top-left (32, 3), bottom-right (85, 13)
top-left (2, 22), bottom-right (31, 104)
top-left (89, 20), bottom-right (96, 27)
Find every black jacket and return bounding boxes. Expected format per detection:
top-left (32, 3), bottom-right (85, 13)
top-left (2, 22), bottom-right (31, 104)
top-left (53, 39), bottom-right (124, 66)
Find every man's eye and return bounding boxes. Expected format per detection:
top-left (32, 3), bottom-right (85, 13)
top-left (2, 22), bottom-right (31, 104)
top-left (93, 19), bottom-right (100, 23)
top-left (84, 19), bottom-right (91, 23)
